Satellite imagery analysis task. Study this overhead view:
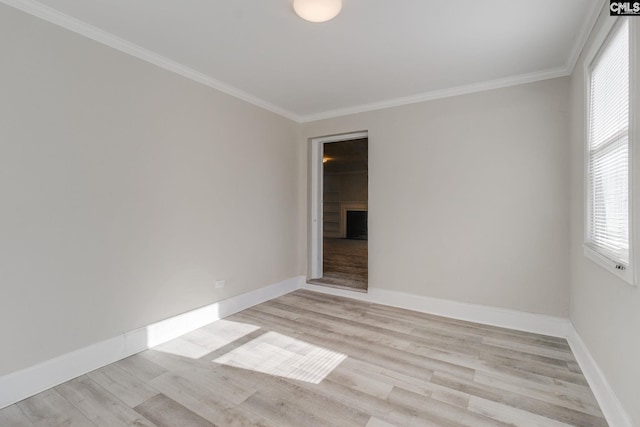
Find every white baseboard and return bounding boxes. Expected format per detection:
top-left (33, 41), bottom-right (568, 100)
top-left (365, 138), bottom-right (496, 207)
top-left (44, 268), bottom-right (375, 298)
top-left (302, 283), bottom-right (571, 337)
top-left (0, 275), bottom-right (305, 410)
top-left (1, 277), bottom-right (631, 427)
top-left (566, 325), bottom-right (633, 427)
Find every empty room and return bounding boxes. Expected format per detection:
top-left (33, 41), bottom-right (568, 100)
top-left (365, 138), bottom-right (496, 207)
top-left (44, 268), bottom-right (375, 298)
top-left (0, 0), bottom-right (638, 426)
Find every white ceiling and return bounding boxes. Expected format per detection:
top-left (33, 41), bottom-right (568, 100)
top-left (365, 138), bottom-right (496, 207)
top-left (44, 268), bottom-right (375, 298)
top-left (4, 0), bottom-right (602, 121)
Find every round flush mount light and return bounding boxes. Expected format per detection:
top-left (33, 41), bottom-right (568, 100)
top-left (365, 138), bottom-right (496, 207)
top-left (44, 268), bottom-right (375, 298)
top-left (293, 0), bottom-right (342, 23)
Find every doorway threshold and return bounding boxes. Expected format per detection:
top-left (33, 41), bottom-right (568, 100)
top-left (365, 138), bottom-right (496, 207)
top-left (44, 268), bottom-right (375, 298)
top-left (306, 279), bottom-right (368, 294)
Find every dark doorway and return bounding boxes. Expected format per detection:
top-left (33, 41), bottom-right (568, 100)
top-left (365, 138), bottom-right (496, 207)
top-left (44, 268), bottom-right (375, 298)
top-left (346, 211), bottom-right (368, 240)
top-left (310, 138), bottom-right (368, 292)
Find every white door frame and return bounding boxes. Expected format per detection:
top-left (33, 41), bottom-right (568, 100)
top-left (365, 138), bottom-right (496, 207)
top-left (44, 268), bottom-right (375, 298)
top-left (309, 131), bottom-right (369, 279)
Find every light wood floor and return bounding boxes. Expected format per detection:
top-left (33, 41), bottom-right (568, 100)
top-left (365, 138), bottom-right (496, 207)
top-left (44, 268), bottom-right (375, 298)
top-left (0, 290), bottom-right (607, 427)
top-left (310, 238), bottom-right (368, 291)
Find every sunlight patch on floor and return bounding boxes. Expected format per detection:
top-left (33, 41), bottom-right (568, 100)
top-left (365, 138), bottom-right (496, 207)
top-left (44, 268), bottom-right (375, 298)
top-left (213, 331), bottom-right (347, 384)
top-left (154, 319), bottom-right (260, 359)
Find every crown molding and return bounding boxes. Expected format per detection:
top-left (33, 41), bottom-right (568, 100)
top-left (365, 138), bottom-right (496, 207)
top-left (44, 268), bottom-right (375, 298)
top-left (1, 0), bottom-right (601, 125)
top-left (299, 0), bottom-right (603, 122)
top-left (0, 0), bottom-right (302, 123)
top-left (565, 0), bottom-right (606, 74)
top-left (298, 66), bottom-right (569, 123)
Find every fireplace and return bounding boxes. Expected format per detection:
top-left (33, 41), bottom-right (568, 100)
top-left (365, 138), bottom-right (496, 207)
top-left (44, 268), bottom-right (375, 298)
top-left (346, 210), bottom-right (368, 240)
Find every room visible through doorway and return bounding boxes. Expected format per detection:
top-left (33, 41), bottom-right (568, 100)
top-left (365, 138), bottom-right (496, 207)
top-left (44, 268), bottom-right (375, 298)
top-left (310, 137), bottom-right (368, 291)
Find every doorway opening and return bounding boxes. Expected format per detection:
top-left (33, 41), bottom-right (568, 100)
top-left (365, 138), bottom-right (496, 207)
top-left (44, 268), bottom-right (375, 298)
top-left (309, 132), bottom-right (368, 292)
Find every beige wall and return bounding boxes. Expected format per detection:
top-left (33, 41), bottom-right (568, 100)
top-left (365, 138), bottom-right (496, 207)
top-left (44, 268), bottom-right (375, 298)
top-left (0, 5), bottom-right (302, 376)
top-left (569, 7), bottom-right (640, 425)
top-left (303, 78), bottom-right (571, 316)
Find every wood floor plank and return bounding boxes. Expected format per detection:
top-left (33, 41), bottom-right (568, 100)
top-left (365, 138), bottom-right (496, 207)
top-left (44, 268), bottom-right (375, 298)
top-left (246, 304), bottom-right (476, 381)
top-left (338, 357), bottom-right (470, 409)
top-left (55, 375), bottom-right (156, 426)
top-left (248, 301), bottom-right (303, 321)
top-left (290, 373), bottom-right (442, 427)
top-left (134, 394), bottom-right (215, 427)
top-left (481, 336), bottom-right (575, 362)
top-left (115, 353), bottom-right (168, 383)
top-left (1, 290), bottom-right (607, 427)
top-left (183, 318), bottom-right (262, 353)
top-left (326, 363), bottom-right (395, 399)
top-left (0, 403), bottom-right (34, 427)
top-left (473, 370), bottom-right (603, 417)
top-left (294, 288), bottom-right (373, 309)
top-left (207, 338), bottom-right (439, 427)
top-left (255, 302), bottom-right (413, 349)
top-left (230, 310), bottom-right (405, 369)
top-left (477, 352), bottom-right (589, 386)
top-left (149, 363), bottom-right (257, 407)
top-left (430, 371), bottom-right (607, 427)
top-left (87, 363), bottom-right (160, 407)
top-left (152, 336), bottom-right (212, 359)
top-left (347, 296), bottom-right (568, 346)
top-left (17, 388), bottom-right (96, 427)
top-left (316, 237), bottom-right (368, 291)
top-left (201, 328), bottom-right (268, 361)
top-left (366, 417), bottom-right (398, 427)
top-left (275, 293), bottom-right (371, 321)
top-left (468, 396), bottom-right (575, 427)
top-left (238, 390), bottom-right (336, 427)
top-left (364, 308), bottom-right (571, 352)
top-left (338, 356), bottom-right (432, 392)
top-left (387, 386), bottom-right (509, 427)
top-left (273, 296), bottom-right (571, 371)
top-left (407, 342), bottom-right (596, 403)
top-left (138, 347), bottom-right (206, 373)
top-left (233, 309), bottom-right (444, 383)
top-left (228, 365), bottom-right (370, 427)
top-left (147, 370), bottom-right (267, 426)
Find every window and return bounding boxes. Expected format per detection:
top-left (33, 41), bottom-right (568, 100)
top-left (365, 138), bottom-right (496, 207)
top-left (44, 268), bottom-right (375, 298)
top-left (585, 18), bottom-right (634, 284)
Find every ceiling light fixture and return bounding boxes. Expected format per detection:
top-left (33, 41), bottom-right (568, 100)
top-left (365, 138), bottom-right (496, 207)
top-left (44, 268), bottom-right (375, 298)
top-left (293, 0), bottom-right (342, 23)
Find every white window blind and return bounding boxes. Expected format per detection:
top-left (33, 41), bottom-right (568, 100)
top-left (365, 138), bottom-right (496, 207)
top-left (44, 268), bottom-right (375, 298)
top-left (587, 19), bottom-right (630, 266)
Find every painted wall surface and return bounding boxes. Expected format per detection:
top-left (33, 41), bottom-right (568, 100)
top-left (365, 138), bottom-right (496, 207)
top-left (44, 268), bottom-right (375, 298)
top-left (0, 4), bottom-right (301, 376)
top-left (569, 7), bottom-right (640, 425)
top-left (303, 78), bottom-right (571, 317)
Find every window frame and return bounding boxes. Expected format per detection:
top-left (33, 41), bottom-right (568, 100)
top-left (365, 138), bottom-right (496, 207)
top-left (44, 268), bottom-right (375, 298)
top-left (583, 16), bottom-right (636, 286)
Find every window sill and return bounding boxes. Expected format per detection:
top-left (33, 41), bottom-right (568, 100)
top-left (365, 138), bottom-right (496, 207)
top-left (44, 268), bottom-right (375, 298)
top-left (583, 245), bottom-right (635, 286)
